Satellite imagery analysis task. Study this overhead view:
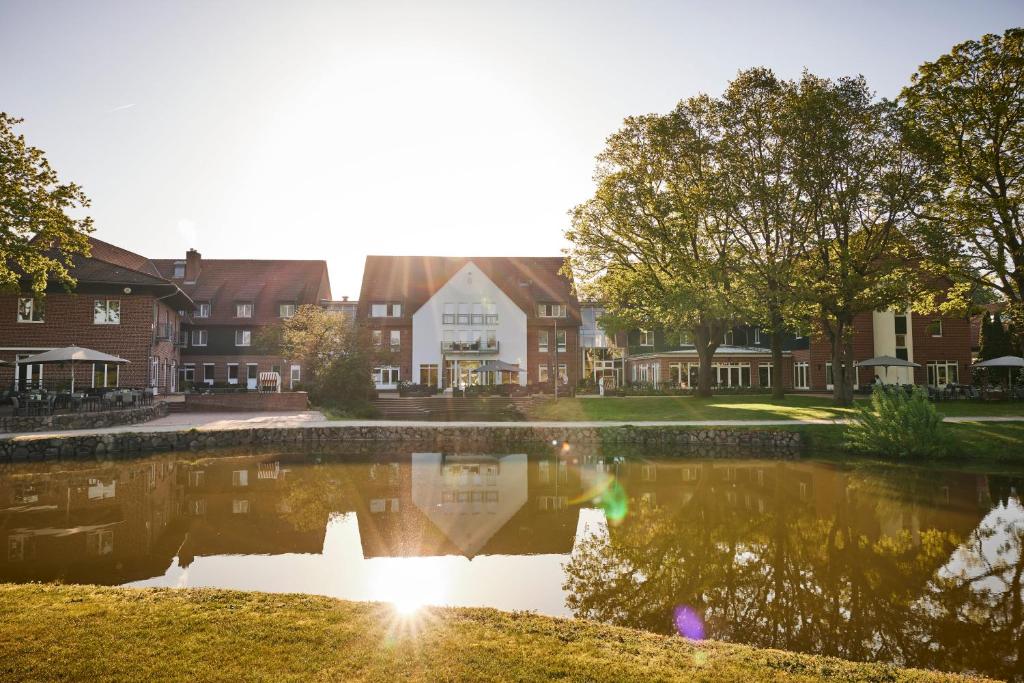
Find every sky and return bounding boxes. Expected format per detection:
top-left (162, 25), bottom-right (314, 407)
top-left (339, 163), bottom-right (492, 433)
top-left (2, 1), bottom-right (1024, 298)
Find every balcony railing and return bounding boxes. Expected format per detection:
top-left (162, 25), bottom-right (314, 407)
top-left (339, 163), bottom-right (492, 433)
top-left (442, 314), bottom-right (499, 325)
top-left (441, 340), bottom-right (500, 354)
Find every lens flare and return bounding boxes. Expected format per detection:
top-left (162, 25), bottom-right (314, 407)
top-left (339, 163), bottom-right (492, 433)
top-left (673, 605), bottom-right (705, 640)
top-left (600, 478), bottom-right (629, 524)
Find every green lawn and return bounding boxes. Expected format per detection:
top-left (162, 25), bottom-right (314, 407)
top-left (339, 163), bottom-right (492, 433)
top-left (0, 584), bottom-right (986, 682)
top-left (527, 394), bottom-right (1024, 422)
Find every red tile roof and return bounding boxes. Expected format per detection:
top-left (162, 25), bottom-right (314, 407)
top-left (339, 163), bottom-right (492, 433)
top-left (357, 255), bottom-right (578, 321)
top-left (153, 257), bottom-right (331, 325)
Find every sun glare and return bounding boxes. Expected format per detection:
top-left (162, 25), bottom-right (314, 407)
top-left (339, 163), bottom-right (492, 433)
top-left (369, 558), bottom-right (451, 616)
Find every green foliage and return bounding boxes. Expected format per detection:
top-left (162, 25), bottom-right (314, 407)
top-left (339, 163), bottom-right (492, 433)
top-left (902, 28), bottom-right (1024, 328)
top-left (845, 386), bottom-right (948, 458)
top-left (0, 113), bottom-right (93, 294)
top-left (276, 305), bottom-right (377, 415)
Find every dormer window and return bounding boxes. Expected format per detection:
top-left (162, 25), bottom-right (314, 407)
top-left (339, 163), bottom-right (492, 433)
top-left (173, 261), bottom-right (185, 279)
top-left (235, 303), bottom-right (253, 318)
top-left (538, 303), bottom-right (566, 318)
top-left (640, 330), bottom-right (654, 347)
top-left (371, 303), bottom-right (401, 318)
top-left (195, 302), bottom-right (211, 318)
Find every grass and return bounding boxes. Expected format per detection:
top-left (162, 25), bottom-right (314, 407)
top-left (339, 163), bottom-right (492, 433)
top-left (0, 584), bottom-right (987, 682)
top-left (525, 394), bottom-right (1024, 422)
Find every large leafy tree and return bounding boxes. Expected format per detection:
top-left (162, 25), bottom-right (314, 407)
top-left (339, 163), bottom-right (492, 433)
top-left (0, 113), bottom-right (93, 294)
top-left (901, 28), bottom-right (1024, 327)
top-left (718, 69), bottom-right (808, 399)
top-left (791, 75), bottom-right (924, 405)
top-left (566, 97), bottom-right (734, 397)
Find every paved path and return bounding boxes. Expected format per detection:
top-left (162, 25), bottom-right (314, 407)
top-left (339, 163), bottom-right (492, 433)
top-left (2, 411), bottom-right (1023, 440)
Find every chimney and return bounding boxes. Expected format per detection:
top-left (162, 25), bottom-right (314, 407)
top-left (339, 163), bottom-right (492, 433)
top-left (342, 295), bottom-right (349, 301)
top-left (185, 248), bottom-right (201, 283)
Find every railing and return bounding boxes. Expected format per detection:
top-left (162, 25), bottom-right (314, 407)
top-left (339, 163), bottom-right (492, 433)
top-left (441, 340), bottom-right (500, 353)
top-left (442, 314), bottom-right (499, 325)
top-left (155, 323), bottom-right (177, 341)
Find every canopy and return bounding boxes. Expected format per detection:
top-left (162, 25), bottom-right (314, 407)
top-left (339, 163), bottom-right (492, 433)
top-left (857, 355), bottom-right (921, 370)
top-left (18, 346), bottom-right (130, 393)
top-left (972, 355), bottom-right (1024, 368)
top-left (471, 360), bottom-right (522, 373)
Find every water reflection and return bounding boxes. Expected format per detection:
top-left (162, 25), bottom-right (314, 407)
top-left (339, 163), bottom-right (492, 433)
top-left (0, 450), bottom-right (1021, 680)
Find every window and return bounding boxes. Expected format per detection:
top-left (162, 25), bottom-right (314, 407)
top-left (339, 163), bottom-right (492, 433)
top-left (484, 303), bottom-right (498, 325)
top-left (182, 364), bottom-right (195, 382)
top-left (557, 329), bottom-right (567, 352)
top-left (420, 364), bottom-right (438, 386)
top-left (443, 303), bottom-right (456, 325)
top-left (372, 330), bottom-right (383, 346)
top-left (188, 470), bottom-right (205, 488)
top-left (390, 330), bottom-right (401, 349)
top-left (390, 303), bottom-right (401, 317)
top-left (235, 329), bottom-right (251, 346)
top-left (793, 362), bottom-right (809, 390)
top-left (753, 328), bottom-right (761, 345)
top-left (227, 363), bottom-right (239, 385)
top-left (191, 329), bottom-right (208, 346)
top-left (640, 330), bottom-right (653, 347)
top-left (457, 302), bottom-right (470, 324)
top-left (290, 364), bottom-right (301, 388)
top-left (484, 329), bottom-right (497, 350)
top-left (825, 362), bottom-right (859, 390)
top-left (235, 303), bottom-right (253, 318)
top-left (279, 303), bottom-right (296, 318)
top-left (538, 364), bottom-right (549, 383)
top-left (92, 363), bottom-right (119, 388)
top-left (472, 303), bottom-right (484, 325)
top-left (928, 320), bottom-right (943, 337)
top-left (758, 363), bottom-right (773, 388)
top-left (16, 297), bottom-right (43, 322)
top-left (232, 470), bottom-right (249, 487)
top-left (202, 363), bottom-right (215, 385)
top-left (371, 303), bottom-right (401, 317)
top-left (895, 313), bottom-right (909, 360)
top-left (538, 330), bottom-right (549, 352)
top-left (86, 530), bottom-right (114, 556)
top-left (173, 261), bottom-right (185, 278)
top-left (94, 299), bottom-right (121, 324)
top-left (558, 363), bottom-right (568, 385)
top-left (373, 366), bottom-right (400, 385)
top-left (195, 302), bottom-right (211, 318)
top-left (723, 329), bottom-right (734, 345)
top-left (927, 361), bottom-right (959, 387)
top-left (232, 499), bottom-right (250, 514)
top-left (538, 303), bottom-right (566, 318)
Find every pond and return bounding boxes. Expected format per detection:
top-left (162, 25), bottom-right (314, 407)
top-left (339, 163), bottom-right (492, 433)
top-left (1, 446), bottom-right (1022, 681)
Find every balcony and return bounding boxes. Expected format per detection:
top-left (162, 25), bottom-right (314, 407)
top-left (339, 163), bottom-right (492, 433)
top-left (155, 323), bottom-right (177, 341)
top-left (441, 340), bottom-right (500, 354)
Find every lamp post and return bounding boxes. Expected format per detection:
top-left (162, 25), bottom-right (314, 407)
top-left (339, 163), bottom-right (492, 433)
top-left (553, 317), bottom-right (558, 401)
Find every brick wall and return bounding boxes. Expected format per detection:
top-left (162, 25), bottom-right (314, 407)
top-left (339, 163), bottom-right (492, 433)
top-left (0, 293), bottom-right (179, 391)
top-left (182, 392), bottom-right (310, 412)
top-left (527, 324), bottom-right (578, 386)
top-left (910, 314), bottom-right (974, 385)
top-left (178, 354), bottom-right (306, 388)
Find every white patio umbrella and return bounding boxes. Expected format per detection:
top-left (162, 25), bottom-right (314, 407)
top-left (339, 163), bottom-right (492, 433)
top-left (972, 355), bottom-right (1024, 368)
top-left (857, 355), bottom-right (921, 384)
top-left (18, 346), bottom-right (130, 393)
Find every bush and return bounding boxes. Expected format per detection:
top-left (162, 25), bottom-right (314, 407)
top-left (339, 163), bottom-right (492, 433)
top-left (845, 386), bottom-right (948, 458)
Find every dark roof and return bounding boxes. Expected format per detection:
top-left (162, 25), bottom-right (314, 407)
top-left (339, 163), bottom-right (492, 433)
top-left (358, 255), bottom-right (578, 321)
top-left (153, 258), bottom-right (331, 325)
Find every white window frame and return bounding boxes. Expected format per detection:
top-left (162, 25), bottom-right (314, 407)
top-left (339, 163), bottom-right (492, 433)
top-left (538, 330), bottom-right (549, 352)
top-left (639, 330), bottom-right (653, 347)
top-left (202, 363), bottom-right (215, 385)
top-left (556, 329), bottom-right (567, 352)
top-left (793, 361), bottom-right (810, 390)
top-left (94, 299), bottom-right (121, 325)
top-left (538, 364), bottom-right (549, 383)
top-left (928, 319), bottom-right (943, 337)
top-left (17, 297), bottom-right (44, 323)
top-left (538, 303), bottom-right (567, 318)
top-left (235, 329), bottom-right (252, 347)
top-left (235, 302), bottom-right (253, 318)
top-left (758, 363), bottom-right (773, 388)
top-left (227, 363), bottom-right (239, 385)
top-left (92, 363), bottom-right (119, 388)
top-left (195, 302), bottom-right (211, 318)
top-left (232, 470), bottom-right (249, 487)
top-left (290, 364), bottom-right (301, 389)
top-left (390, 329), bottom-right (401, 348)
top-left (372, 330), bottom-right (383, 346)
top-left (927, 361), bottom-right (959, 387)
top-left (191, 329), bottom-right (208, 347)
top-left (279, 303), bottom-right (296, 318)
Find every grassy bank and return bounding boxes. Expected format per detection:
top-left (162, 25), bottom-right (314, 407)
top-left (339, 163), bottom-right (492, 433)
top-left (0, 584), bottom-right (985, 682)
top-left (526, 395), bottom-right (1024, 422)
top-left (782, 421), bottom-right (1024, 460)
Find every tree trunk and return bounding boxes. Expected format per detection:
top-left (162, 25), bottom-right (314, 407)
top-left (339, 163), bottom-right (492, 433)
top-left (829, 317), bottom-right (854, 407)
top-left (692, 325), bottom-right (720, 398)
top-left (769, 309), bottom-right (785, 400)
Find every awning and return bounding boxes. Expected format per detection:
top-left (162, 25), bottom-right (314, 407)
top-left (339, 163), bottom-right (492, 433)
top-left (18, 346), bottom-right (130, 393)
top-left (471, 360), bottom-right (522, 373)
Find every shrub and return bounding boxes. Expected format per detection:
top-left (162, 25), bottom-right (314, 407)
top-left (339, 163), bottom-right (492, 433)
top-left (845, 386), bottom-right (948, 458)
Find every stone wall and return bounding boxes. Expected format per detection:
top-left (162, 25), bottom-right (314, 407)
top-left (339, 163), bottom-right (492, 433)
top-left (182, 392), bottom-right (309, 412)
top-left (0, 403), bottom-right (169, 435)
top-left (0, 424), bottom-right (800, 461)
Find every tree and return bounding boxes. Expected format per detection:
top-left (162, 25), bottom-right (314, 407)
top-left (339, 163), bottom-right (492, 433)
top-left (275, 305), bottom-right (377, 412)
top-left (901, 29), bottom-right (1024, 327)
top-left (0, 113), bottom-right (93, 294)
top-left (791, 74), bottom-right (925, 405)
top-left (718, 69), bottom-right (809, 399)
top-left (566, 97), bottom-right (735, 397)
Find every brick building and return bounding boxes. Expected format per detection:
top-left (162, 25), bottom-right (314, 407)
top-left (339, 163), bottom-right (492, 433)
top-left (0, 237), bottom-right (192, 393)
top-left (357, 256), bottom-right (579, 391)
top-left (152, 249), bottom-right (332, 390)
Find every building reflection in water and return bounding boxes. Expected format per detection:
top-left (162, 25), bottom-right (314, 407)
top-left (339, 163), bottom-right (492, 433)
top-left (0, 450), bottom-right (1021, 680)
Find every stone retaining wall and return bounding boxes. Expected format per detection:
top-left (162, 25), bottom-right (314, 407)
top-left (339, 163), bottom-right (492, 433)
top-left (0, 424), bottom-right (800, 461)
top-left (0, 403), bottom-right (169, 435)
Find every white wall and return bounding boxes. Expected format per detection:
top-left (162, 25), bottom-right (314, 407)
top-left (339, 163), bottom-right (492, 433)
top-left (871, 308), bottom-right (915, 384)
top-left (411, 261), bottom-right (528, 386)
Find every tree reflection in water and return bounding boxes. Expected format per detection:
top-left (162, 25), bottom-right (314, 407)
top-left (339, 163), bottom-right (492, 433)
top-left (562, 462), bottom-right (1024, 680)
